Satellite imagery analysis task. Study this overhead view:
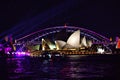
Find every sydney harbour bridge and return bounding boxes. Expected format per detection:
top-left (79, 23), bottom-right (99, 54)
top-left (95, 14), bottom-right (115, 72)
top-left (16, 26), bottom-right (109, 43)
top-left (13, 26), bottom-right (112, 56)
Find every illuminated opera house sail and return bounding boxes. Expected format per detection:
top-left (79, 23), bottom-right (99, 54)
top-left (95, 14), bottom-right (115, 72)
top-left (42, 30), bottom-right (92, 50)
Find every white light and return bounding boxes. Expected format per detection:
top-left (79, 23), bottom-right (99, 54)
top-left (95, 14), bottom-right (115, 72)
top-left (7, 52), bottom-right (10, 54)
top-left (97, 48), bottom-right (105, 54)
top-left (67, 30), bottom-right (80, 48)
top-left (48, 54), bottom-right (51, 58)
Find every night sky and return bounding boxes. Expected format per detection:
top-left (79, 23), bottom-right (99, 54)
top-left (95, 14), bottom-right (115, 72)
top-left (0, 0), bottom-right (120, 40)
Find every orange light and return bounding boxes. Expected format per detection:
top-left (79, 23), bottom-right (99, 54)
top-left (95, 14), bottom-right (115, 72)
top-left (116, 39), bottom-right (120, 49)
top-left (110, 37), bottom-right (112, 41)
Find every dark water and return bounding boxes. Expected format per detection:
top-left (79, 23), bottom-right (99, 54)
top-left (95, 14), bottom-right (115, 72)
top-left (0, 55), bottom-right (120, 80)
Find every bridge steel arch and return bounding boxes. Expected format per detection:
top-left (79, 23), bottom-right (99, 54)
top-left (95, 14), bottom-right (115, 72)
top-left (15, 26), bottom-right (112, 52)
top-left (16, 26), bottom-right (110, 43)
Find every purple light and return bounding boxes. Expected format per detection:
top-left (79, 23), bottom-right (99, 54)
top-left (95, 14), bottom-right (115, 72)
top-left (0, 48), bottom-right (3, 51)
top-left (5, 47), bottom-right (12, 54)
top-left (0, 44), bottom-right (4, 51)
top-left (11, 51), bottom-right (30, 56)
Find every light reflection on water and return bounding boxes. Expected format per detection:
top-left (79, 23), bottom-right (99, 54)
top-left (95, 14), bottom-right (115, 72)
top-left (0, 55), bottom-right (120, 80)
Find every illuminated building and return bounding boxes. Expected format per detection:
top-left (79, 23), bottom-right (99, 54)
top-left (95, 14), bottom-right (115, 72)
top-left (42, 30), bottom-right (92, 50)
top-left (14, 26), bottom-right (112, 55)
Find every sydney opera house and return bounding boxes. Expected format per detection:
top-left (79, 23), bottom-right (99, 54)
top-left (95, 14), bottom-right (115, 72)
top-left (1, 26), bottom-right (113, 56)
top-left (12, 26), bottom-right (112, 56)
top-left (42, 30), bottom-right (92, 51)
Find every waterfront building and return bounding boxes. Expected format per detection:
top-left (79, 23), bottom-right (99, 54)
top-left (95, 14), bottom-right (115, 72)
top-left (8, 26), bottom-right (112, 55)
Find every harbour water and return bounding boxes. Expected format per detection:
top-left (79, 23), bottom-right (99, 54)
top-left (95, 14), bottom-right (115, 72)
top-left (0, 54), bottom-right (120, 80)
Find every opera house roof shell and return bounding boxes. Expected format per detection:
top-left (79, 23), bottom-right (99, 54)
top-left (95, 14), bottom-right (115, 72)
top-left (42, 30), bottom-right (92, 50)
